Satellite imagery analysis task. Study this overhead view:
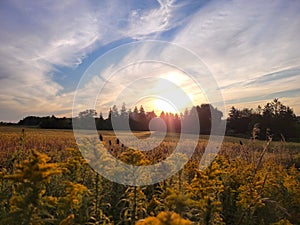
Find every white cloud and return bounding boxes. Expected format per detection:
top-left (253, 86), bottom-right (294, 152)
top-left (0, 0), bottom-right (176, 121)
top-left (1, 0), bottom-right (300, 121)
top-left (172, 0), bottom-right (300, 114)
top-left (123, 0), bottom-right (176, 39)
top-left (73, 59), bottom-right (203, 117)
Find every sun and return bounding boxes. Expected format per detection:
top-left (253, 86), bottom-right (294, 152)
top-left (148, 82), bottom-right (197, 114)
top-left (153, 99), bottom-right (178, 114)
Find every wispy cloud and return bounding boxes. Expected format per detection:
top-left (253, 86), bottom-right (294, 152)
top-left (0, 0), bottom-right (177, 121)
top-left (245, 67), bottom-right (300, 86)
top-left (123, 0), bottom-right (174, 39)
top-left (74, 57), bottom-right (204, 117)
top-left (1, 0), bottom-right (300, 121)
top-left (172, 0), bottom-right (300, 114)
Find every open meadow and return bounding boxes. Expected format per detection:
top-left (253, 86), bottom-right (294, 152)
top-left (0, 126), bottom-right (299, 225)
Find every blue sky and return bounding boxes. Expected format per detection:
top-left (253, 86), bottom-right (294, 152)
top-left (0, 0), bottom-right (300, 122)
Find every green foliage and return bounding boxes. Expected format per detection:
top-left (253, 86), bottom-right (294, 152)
top-left (119, 186), bottom-right (148, 225)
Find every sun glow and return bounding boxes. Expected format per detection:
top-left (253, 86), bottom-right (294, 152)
top-left (143, 75), bottom-right (198, 114)
top-left (153, 99), bottom-right (178, 114)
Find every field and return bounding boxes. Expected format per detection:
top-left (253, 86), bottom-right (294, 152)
top-left (0, 126), bottom-right (299, 225)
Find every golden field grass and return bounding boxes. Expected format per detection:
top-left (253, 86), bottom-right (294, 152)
top-left (1, 126), bottom-right (299, 167)
top-left (0, 126), bottom-right (299, 225)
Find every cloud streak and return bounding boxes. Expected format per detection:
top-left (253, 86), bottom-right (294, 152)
top-left (0, 0), bottom-right (177, 121)
top-left (172, 0), bottom-right (300, 114)
top-left (0, 0), bottom-right (300, 121)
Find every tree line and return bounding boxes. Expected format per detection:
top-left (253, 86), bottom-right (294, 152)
top-left (227, 98), bottom-right (299, 141)
top-left (17, 99), bottom-right (300, 140)
top-left (18, 103), bottom-right (223, 135)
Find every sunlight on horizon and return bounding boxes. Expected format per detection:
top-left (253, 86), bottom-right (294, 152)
top-left (153, 99), bottom-right (178, 114)
top-left (95, 65), bottom-right (205, 117)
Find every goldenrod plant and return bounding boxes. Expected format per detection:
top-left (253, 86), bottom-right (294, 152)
top-left (0, 127), bottom-right (299, 224)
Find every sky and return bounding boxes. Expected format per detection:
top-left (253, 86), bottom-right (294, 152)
top-left (0, 0), bottom-right (300, 122)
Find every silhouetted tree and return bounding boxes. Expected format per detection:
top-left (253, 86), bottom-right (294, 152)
top-left (79, 109), bottom-right (97, 118)
top-left (227, 107), bottom-right (252, 134)
top-left (111, 105), bottom-right (119, 118)
top-left (261, 99), bottom-right (297, 140)
top-left (120, 103), bottom-right (128, 118)
top-left (227, 99), bottom-right (297, 140)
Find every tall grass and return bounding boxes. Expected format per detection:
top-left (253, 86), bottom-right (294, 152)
top-left (0, 126), bottom-right (299, 224)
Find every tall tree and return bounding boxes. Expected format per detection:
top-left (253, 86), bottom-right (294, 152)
top-left (78, 109), bottom-right (97, 118)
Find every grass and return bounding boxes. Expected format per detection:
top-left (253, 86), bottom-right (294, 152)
top-left (1, 125), bottom-right (299, 168)
top-left (0, 125), bottom-right (299, 224)
top-left (1, 125), bottom-right (300, 148)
